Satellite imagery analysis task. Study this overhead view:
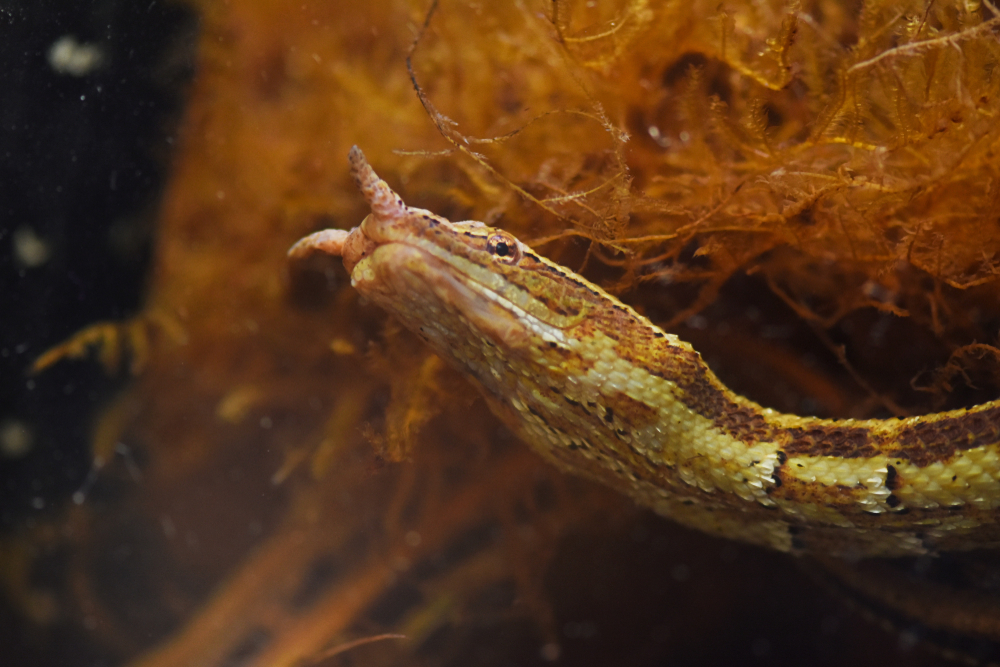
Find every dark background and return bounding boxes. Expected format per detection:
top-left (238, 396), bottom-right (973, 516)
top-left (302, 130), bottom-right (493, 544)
top-left (0, 4), bottom-right (195, 663)
top-left (0, 0), bottom-right (196, 525)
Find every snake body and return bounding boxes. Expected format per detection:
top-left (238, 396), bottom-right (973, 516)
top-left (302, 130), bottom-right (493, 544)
top-left (289, 147), bottom-right (1000, 557)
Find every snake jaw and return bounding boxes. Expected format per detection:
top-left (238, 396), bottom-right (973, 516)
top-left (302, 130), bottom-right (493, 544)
top-left (350, 241), bottom-right (531, 354)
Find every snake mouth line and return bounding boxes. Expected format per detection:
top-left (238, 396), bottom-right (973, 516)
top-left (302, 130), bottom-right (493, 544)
top-left (387, 229), bottom-right (582, 335)
top-left (388, 239), bottom-right (544, 337)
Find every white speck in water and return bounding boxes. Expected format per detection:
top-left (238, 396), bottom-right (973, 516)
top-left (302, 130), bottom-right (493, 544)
top-left (0, 419), bottom-right (33, 458)
top-left (679, 130), bottom-right (691, 142)
top-left (685, 314), bottom-right (708, 330)
top-left (13, 226), bottom-right (51, 268)
top-left (48, 35), bottom-right (105, 76)
top-left (259, 416), bottom-right (273, 429)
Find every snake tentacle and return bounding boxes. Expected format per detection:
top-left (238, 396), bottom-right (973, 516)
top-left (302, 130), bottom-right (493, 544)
top-left (289, 147), bottom-right (1000, 557)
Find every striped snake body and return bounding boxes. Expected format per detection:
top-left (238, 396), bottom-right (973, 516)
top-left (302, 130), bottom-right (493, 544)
top-left (290, 147), bottom-right (1000, 558)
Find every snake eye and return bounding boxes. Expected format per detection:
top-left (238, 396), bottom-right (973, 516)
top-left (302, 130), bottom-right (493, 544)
top-left (486, 232), bottom-right (521, 264)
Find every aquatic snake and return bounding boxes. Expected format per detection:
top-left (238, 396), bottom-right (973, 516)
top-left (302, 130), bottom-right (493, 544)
top-left (289, 147), bottom-right (1000, 558)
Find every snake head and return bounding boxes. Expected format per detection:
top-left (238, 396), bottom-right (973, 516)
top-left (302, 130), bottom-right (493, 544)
top-left (288, 147), bottom-right (601, 337)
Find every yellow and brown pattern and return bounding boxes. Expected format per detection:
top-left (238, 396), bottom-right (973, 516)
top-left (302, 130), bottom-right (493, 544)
top-left (289, 147), bottom-right (1000, 558)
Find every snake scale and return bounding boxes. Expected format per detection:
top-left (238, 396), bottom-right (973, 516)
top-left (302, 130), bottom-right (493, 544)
top-left (289, 147), bottom-right (1000, 558)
